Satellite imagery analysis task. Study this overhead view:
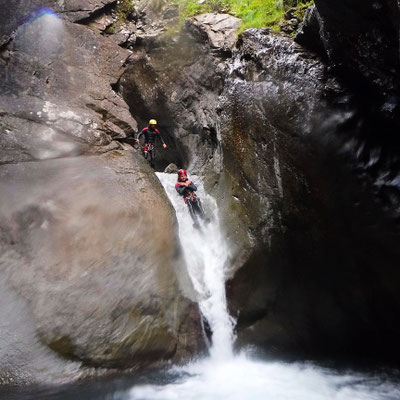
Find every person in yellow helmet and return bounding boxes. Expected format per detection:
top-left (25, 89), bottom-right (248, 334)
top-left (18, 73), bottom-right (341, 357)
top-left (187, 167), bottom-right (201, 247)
top-left (136, 119), bottom-right (167, 168)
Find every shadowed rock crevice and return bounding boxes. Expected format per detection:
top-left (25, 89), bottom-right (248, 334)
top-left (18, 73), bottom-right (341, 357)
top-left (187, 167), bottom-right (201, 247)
top-left (74, 1), bottom-right (118, 25)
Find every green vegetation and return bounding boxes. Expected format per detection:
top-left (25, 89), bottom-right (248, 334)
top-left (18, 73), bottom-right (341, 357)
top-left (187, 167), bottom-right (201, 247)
top-left (105, 0), bottom-right (136, 34)
top-left (117, 0), bottom-right (136, 19)
top-left (231, 0), bottom-right (285, 32)
top-left (293, 0), bottom-right (313, 20)
top-left (171, 0), bottom-right (313, 33)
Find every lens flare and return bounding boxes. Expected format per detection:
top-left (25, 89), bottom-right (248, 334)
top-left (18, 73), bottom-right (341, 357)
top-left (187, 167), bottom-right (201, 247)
top-left (17, 7), bottom-right (65, 63)
top-left (26, 7), bottom-right (61, 23)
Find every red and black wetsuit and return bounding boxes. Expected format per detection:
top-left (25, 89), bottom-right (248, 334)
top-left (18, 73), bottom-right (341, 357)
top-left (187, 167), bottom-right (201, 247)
top-left (136, 126), bottom-right (165, 167)
top-left (136, 126), bottom-right (165, 145)
top-left (175, 180), bottom-right (198, 199)
top-left (175, 179), bottom-right (207, 228)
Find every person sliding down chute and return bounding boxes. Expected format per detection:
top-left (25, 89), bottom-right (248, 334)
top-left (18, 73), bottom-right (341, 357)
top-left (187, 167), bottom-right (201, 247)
top-left (136, 119), bottom-right (167, 168)
top-left (175, 169), bottom-right (210, 229)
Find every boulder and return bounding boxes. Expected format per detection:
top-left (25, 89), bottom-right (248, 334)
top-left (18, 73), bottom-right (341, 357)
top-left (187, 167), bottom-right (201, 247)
top-left (164, 163), bottom-right (179, 174)
top-left (187, 13), bottom-right (241, 52)
top-left (0, 151), bottom-right (204, 384)
top-left (295, 5), bottom-right (326, 56)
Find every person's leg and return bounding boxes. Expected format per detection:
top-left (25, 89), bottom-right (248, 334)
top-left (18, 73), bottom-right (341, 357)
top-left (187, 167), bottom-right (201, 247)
top-left (150, 148), bottom-right (156, 169)
top-left (195, 198), bottom-right (210, 224)
top-left (187, 200), bottom-right (200, 228)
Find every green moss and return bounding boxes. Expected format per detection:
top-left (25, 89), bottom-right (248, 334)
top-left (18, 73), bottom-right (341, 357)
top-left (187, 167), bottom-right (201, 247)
top-left (108, 150), bottom-right (124, 158)
top-left (293, 0), bottom-right (313, 19)
top-left (105, 25), bottom-right (116, 34)
top-left (116, 0), bottom-right (136, 20)
top-left (104, 0), bottom-right (313, 37)
top-left (163, 24), bottom-right (181, 37)
top-left (169, 0), bottom-right (313, 34)
top-left (105, 0), bottom-right (135, 35)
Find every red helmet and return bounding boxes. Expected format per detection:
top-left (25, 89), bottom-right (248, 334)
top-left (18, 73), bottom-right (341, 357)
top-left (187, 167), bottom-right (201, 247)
top-left (178, 169), bottom-right (187, 177)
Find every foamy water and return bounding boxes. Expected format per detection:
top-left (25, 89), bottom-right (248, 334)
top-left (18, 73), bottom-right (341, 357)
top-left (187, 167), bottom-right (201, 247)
top-left (126, 172), bottom-right (400, 400)
top-left (129, 354), bottom-right (400, 400)
top-left (156, 172), bottom-right (235, 359)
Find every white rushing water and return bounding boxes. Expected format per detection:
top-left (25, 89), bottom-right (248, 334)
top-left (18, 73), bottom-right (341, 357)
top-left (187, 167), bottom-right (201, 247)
top-left (155, 172), bottom-right (235, 360)
top-left (127, 172), bottom-right (400, 400)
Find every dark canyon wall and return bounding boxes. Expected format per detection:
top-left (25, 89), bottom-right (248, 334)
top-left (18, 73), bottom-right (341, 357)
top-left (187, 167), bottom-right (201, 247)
top-left (221, 29), bottom-right (400, 362)
top-left (223, 2), bottom-right (400, 362)
top-left (298, 1), bottom-right (400, 216)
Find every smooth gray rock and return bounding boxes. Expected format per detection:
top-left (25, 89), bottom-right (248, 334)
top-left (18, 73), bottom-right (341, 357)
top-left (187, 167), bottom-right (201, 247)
top-left (0, 0), bottom-right (116, 45)
top-left (0, 15), bottom-right (136, 164)
top-left (0, 151), bottom-right (204, 384)
top-left (164, 163), bottom-right (179, 173)
top-left (188, 13), bottom-right (241, 51)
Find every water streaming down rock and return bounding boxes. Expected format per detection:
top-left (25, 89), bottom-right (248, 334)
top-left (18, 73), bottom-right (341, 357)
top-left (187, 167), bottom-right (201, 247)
top-left (127, 173), bottom-right (400, 400)
top-left (156, 172), bottom-right (235, 360)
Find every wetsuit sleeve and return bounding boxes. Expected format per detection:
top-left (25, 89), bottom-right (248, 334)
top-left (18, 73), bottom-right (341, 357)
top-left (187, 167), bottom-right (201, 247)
top-left (136, 128), bottom-right (145, 141)
top-left (175, 183), bottom-right (186, 196)
top-left (187, 182), bottom-right (197, 191)
top-left (155, 129), bottom-right (165, 145)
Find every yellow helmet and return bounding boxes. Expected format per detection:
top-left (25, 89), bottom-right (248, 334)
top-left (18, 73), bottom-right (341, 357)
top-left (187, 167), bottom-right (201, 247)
top-left (149, 119), bottom-right (157, 125)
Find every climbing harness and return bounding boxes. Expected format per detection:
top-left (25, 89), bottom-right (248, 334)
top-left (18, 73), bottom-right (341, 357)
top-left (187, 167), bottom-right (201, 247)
top-left (184, 190), bottom-right (197, 203)
top-left (142, 143), bottom-right (154, 160)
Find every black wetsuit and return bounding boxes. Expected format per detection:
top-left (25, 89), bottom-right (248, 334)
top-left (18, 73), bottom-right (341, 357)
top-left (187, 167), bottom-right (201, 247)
top-left (136, 127), bottom-right (165, 167)
top-left (175, 179), bottom-right (207, 228)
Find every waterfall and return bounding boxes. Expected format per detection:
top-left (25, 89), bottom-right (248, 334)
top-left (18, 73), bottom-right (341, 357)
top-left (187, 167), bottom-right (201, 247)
top-left (127, 173), bottom-right (400, 400)
top-left (155, 172), bottom-right (235, 360)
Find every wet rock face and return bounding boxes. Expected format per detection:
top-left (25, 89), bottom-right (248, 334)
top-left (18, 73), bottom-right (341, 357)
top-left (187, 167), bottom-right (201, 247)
top-left (310, 0), bottom-right (400, 137)
top-left (0, 1), bottom-right (205, 385)
top-left (297, 2), bottom-right (400, 218)
top-left (218, 29), bottom-right (400, 363)
top-left (217, 28), bottom-right (332, 274)
top-left (313, 0), bottom-right (400, 100)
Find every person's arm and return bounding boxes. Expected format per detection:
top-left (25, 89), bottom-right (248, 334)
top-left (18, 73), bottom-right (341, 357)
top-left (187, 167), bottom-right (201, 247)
top-left (136, 128), bottom-right (145, 143)
top-left (156, 129), bottom-right (167, 148)
top-left (175, 183), bottom-right (186, 196)
top-left (187, 181), bottom-right (197, 191)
